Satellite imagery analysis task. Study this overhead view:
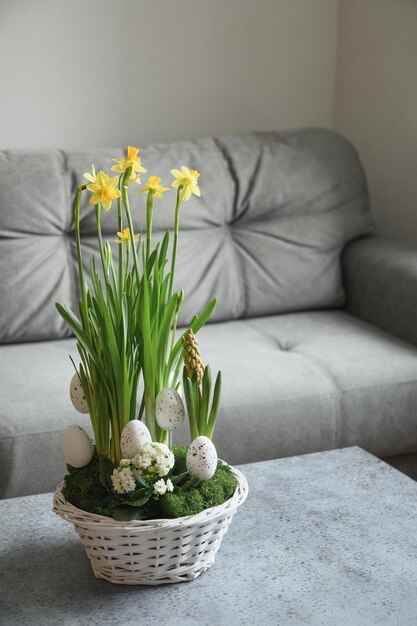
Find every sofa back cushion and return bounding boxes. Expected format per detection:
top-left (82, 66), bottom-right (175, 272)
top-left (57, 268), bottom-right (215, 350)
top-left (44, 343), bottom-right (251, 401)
top-left (0, 128), bottom-right (372, 343)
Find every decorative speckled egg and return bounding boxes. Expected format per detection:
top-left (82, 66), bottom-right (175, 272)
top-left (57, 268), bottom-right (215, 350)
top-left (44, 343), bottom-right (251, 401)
top-left (186, 436), bottom-right (218, 481)
top-left (155, 388), bottom-right (185, 431)
top-left (120, 420), bottom-right (152, 458)
top-left (69, 373), bottom-right (89, 414)
top-left (61, 425), bottom-right (94, 468)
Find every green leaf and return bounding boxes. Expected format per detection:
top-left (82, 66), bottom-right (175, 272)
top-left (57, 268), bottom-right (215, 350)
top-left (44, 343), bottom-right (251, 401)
top-left (200, 364), bottom-right (211, 432)
top-left (191, 370), bottom-right (201, 430)
top-left (191, 298), bottom-right (217, 333)
top-left (98, 457), bottom-right (115, 491)
top-left (158, 230), bottom-right (170, 270)
top-left (146, 247), bottom-right (159, 276)
top-left (170, 471), bottom-right (190, 486)
top-left (183, 367), bottom-right (199, 440)
top-left (112, 506), bottom-right (148, 521)
top-left (158, 293), bottom-right (178, 363)
top-left (55, 304), bottom-right (107, 382)
top-left (167, 298), bottom-right (217, 374)
top-left (206, 370), bottom-right (222, 439)
top-left (127, 493), bottom-right (151, 507)
top-left (131, 468), bottom-right (149, 489)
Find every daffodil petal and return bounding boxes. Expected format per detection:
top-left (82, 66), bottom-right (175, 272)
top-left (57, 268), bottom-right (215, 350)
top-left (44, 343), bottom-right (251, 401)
top-left (182, 187), bottom-right (192, 201)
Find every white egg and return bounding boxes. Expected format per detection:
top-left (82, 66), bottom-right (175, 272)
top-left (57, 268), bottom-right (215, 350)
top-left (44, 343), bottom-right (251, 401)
top-left (69, 373), bottom-right (89, 414)
top-left (61, 425), bottom-right (94, 468)
top-left (186, 436), bottom-right (218, 481)
top-left (120, 421), bottom-right (152, 458)
top-left (155, 388), bottom-right (185, 431)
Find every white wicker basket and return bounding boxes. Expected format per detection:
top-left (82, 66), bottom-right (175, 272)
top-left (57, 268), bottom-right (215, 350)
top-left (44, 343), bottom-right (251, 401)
top-left (53, 465), bottom-right (248, 585)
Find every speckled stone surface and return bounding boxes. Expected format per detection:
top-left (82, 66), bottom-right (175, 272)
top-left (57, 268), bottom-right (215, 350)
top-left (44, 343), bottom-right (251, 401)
top-left (1, 447), bottom-right (417, 626)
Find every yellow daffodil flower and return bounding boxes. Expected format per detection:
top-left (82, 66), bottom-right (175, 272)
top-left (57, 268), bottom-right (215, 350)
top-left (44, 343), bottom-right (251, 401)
top-left (111, 146), bottom-right (147, 185)
top-left (83, 164), bottom-right (97, 184)
top-left (138, 176), bottom-right (170, 200)
top-left (86, 171), bottom-right (121, 211)
top-left (170, 166), bottom-right (201, 201)
top-left (115, 227), bottom-right (140, 245)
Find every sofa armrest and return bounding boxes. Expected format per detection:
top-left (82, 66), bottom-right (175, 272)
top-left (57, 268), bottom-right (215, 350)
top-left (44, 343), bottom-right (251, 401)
top-left (342, 235), bottom-right (417, 347)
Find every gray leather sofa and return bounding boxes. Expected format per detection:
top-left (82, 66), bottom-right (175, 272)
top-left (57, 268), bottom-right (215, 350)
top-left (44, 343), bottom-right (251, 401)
top-left (1, 128), bottom-right (417, 498)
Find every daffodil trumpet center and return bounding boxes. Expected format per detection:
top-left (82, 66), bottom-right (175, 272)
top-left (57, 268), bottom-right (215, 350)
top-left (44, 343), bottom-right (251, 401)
top-left (101, 187), bottom-right (115, 202)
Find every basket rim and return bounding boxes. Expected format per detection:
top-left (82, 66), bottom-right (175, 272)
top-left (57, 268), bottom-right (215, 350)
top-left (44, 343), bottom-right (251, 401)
top-left (53, 463), bottom-right (248, 530)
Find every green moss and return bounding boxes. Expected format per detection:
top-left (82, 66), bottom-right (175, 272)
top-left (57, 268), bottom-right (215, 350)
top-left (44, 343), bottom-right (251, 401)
top-left (172, 444), bottom-right (188, 474)
top-left (160, 489), bottom-right (206, 518)
top-left (62, 455), bottom-right (119, 518)
top-left (62, 447), bottom-right (238, 520)
top-left (159, 462), bottom-right (237, 518)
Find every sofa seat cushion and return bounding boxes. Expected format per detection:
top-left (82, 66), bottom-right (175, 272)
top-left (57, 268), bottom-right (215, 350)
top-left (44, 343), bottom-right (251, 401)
top-left (0, 340), bottom-right (89, 498)
top-left (204, 311), bottom-right (417, 462)
top-left (2, 311), bottom-right (417, 497)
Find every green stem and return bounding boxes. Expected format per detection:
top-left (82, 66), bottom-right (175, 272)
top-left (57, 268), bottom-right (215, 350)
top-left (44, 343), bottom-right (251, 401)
top-left (117, 193), bottom-right (123, 294)
top-left (168, 188), bottom-right (182, 300)
top-left (146, 192), bottom-right (154, 262)
top-left (121, 170), bottom-right (141, 285)
top-left (145, 395), bottom-right (156, 440)
top-left (95, 204), bottom-right (107, 282)
top-left (182, 476), bottom-right (200, 491)
top-left (170, 288), bottom-right (184, 360)
top-left (124, 242), bottom-right (130, 288)
top-left (170, 314), bottom-right (179, 360)
top-left (74, 184), bottom-right (88, 329)
top-left (170, 471), bottom-right (190, 486)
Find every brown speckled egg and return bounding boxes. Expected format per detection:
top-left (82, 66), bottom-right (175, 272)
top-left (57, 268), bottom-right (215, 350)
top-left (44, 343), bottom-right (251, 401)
top-left (186, 436), bottom-right (218, 481)
top-left (155, 388), bottom-right (185, 431)
top-left (69, 373), bottom-right (89, 414)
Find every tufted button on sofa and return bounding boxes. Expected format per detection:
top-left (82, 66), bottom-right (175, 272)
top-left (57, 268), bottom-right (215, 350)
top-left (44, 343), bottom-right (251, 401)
top-left (1, 128), bottom-right (417, 498)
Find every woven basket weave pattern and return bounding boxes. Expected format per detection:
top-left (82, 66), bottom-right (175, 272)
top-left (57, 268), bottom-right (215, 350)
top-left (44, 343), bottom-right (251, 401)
top-left (53, 465), bottom-right (248, 585)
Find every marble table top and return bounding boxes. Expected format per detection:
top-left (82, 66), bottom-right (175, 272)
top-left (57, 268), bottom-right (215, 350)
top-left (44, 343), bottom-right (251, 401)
top-left (1, 446), bottom-right (417, 626)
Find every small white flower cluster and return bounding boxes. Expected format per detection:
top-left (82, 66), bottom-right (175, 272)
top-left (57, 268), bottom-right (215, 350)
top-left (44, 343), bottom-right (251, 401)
top-left (111, 467), bottom-right (136, 494)
top-left (153, 478), bottom-right (174, 496)
top-left (111, 442), bottom-right (175, 496)
top-left (131, 442), bottom-right (175, 479)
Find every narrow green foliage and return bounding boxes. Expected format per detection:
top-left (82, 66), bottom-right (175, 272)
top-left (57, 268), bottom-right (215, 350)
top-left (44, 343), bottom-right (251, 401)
top-left (182, 360), bottom-right (222, 440)
top-left (56, 152), bottom-right (216, 466)
top-left (183, 368), bottom-right (199, 440)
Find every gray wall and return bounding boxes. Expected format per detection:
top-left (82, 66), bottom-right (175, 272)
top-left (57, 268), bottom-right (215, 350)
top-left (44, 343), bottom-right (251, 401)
top-left (1, 0), bottom-right (415, 243)
top-left (334, 0), bottom-right (417, 244)
top-left (0, 0), bottom-right (338, 149)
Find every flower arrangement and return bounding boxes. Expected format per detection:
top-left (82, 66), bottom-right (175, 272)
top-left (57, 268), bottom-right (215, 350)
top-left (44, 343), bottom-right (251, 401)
top-left (56, 147), bottom-right (243, 524)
